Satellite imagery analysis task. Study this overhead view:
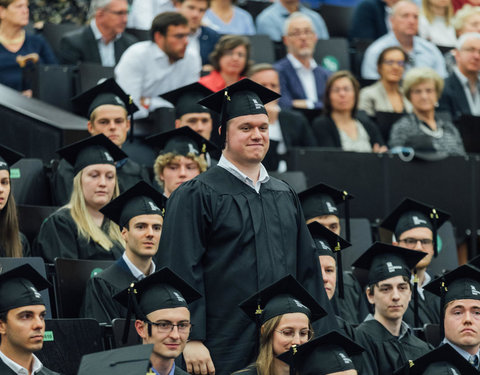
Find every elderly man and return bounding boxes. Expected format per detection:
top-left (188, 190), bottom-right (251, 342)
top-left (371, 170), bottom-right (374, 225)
top-left (273, 13), bottom-right (331, 110)
top-left (361, 0), bottom-right (447, 79)
top-left (59, 0), bottom-right (137, 66)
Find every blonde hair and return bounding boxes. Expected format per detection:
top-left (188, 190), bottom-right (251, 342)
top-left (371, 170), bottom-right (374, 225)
top-left (452, 5), bottom-right (480, 33)
top-left (422, 0), bottom-right (453, 25)
top-left (67, 170), bottom-right (124, 250)
top-left (402, 67), bottom-right (444, 100)
top-left (153, 152), bottom-right (207, 187)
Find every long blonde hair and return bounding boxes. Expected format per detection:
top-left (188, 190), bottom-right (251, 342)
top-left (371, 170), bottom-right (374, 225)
top-left (422, 0), bottom-right (453, 25)
top-left (256, 316), bottom-right (283, 375)
top-left (67, 170), bottom-right (124, 250)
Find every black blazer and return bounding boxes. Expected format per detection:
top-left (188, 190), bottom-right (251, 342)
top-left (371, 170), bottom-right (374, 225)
top-left (59, 25), bottom-right (137, 65)
top-left (438, 72), bottom-right (471, 121)
top-left (199, 26), bottom-right (220, 66)
top-left (278, 109), bottom-right (318, 147)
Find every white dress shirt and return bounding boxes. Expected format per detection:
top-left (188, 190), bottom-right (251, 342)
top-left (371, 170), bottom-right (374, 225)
top-left (217, 155), bottom-right (269, 193)
top-left (90, 19), bottom-right (120, 67)
top-left (286, 53), bottom-right (318, 109)
top-left (0, 351), bottom-right (44, 375)
top-left (122, 252), bottom-right (156, 280)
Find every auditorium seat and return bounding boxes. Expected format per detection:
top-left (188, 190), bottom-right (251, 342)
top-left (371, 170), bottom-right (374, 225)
top-left (41, 23), bottom-right (82, 61)
top-left (76, 62), bottom-right (115, 93)
top-left (17, 204), bottom-right (59, 245)
top-left (314, 38), bottom-right (350, 72)
top-left (247, 34), bottom-right (276, 64)
top-left (10, 158), bottom-right (52, 206)
top-left (111, 318), bottom-right (142, 348)
top-left (317, 5), bottom-right (353, 38)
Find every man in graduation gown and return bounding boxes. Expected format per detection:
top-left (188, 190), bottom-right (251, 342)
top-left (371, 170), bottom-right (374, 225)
top-left (353, 243), bottom-right (433, 375)
top-left (381, 198), bottom-right (450, 328)
top-left (0, 264), bottom-right (59, 375)
top-left (156, 79), bottom-right (335, 375)
top-left (51, 78), bottom-right (151, 206)
top-left (81, 181), bottom-right (166, 324)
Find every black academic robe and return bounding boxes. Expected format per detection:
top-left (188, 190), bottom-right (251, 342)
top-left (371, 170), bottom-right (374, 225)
top-left (355, 319), bottom-right (432, 375)
top-left (0, 358), bottom-right (60, 374)
top-left (50, 158), bottom-right (152, 206)
top-left (332, 271), bottom-right (370, 325)
top-left (403, 289), bottom-right (441, 328)
top-left (81, 257), bottom-right (136, 324)
top-left (33, 207), bottom-right (124, 263)
top-left (156, 166), bottom-right (336, 375)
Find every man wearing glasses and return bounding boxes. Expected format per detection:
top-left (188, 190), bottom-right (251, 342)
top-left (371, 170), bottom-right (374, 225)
top-left (59, 0), bottom-right (137, 66)
top-left (380, 198), bottom-right (450, 328)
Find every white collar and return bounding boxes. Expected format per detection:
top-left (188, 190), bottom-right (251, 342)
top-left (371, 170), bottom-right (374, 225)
top-left (0, 351), bottom-right (43, 375)
top-left (217, 155), bottom-right (269, 193)
top-left (287, 53), bottom-right (317, 70)
top-left (90, 19), bottom-right (122, 43)
top-left (122, 252), bottom-right (156, 280)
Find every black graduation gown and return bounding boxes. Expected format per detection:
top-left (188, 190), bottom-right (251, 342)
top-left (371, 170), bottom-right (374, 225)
top-left (355, 319), bottom-right (432, 375)
top-left (402, 289), bottom-right (441, 328)
top-left (51, 158), bottom-right (152, 206)
top-left (156, 166), bottom-right (336, 375)
top-left (80, 257), bottom-right (136, 324)
top-left (0, 358), bottom-right (61, 374)
top-left (332, 271), bottom-right (370, 325)
top-left (33, 207), bottom-right (124, 263)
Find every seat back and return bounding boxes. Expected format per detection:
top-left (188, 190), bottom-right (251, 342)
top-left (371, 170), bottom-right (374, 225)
top-left (423, 323), bottom-right (441, 347)
top-left (374, 111), bottom-right (405, 143)
top-left (314, 38), bottom-right (350, 72)
top-left (17, 205), bottom-right (59, 245)
top-left (270, 171), bottom-right (307, 193)
top-left (41, 23), bottom-right (82, 59)
top-left (125, 27), bottom-right (150, 41)
top-left (339, 218), bottom-right (373, 271)
top-left (76, 62), bottom-right (115, 93)
top-left (10, 158), bottom-right (52, 205)
top-left (111, 318), bottom-right (142, 348)
top-left (247, 34), bottom-right (276, 64)
top-left (317, 5), bottom-right (353, 38)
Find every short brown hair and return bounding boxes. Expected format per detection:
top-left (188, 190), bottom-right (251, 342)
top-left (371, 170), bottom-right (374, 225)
top-left (154, 152), bottom-right (207, 187)
top-left (323, 70), bottom-right (360, 117)
top-left (376, 46), bottom-right (408, 70)
top-left (150, 11), bottom-right (188, 40)
top-left (209, 35), bottom-right (252, 76)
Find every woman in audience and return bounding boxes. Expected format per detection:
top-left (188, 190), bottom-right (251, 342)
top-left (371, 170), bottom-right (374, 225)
top-left (312, 70), bottom-right (387, 153)
top-left (34, 135), bottom-right (126, 263)
top-left (358, 46), bottom-right (413, 117)
top-left (388, 67), bottom-right (466, 155)
top-left (419, 0), bottom-right (456, 47)
top-left (0, 0), bottom-right (57, 95)
top-left (199, 35), bottom-right (251, 92)
top-left (203, 0), bottom-right (255, 35)
top-left (0, 144), bottom-right (29, 257)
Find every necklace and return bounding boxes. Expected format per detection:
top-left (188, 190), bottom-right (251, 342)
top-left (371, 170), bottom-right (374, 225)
top-left (0, 30), bottom-right (25, 45)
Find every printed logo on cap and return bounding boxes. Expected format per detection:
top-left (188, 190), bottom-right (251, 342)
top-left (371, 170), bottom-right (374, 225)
top-left (387, 262), bottom-right (402, 273)
top-left (114, 96), bottom-right (123, 106)
top-left (292, 299), bottom-right (307, 309)
top-left (412, 216), bottom-right (427, 226)
top-left (471, 285), bottom-right (480, 296)
top-left (0, 161), bottom-right (7, 168)
top-left (148, 201), bottom-right (160, 211)
top-left (318, 240), bottom-right (330, 250)
top-left (326, 202), bottom-right (338, 213)
top-left (104, 152), bottom-right (114, 162)
top-left (188, 143), bottom-right (199, 155)
top-left (339, 353), bottom-right (352, 364)
top-left (173, 291), bottom-right (186, 303)
top-left (30, 286), bottom-right (41, 299)
top-left (252, 98), bottom-right (264, 110)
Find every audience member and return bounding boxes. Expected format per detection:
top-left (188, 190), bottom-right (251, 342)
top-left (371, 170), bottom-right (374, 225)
top-left (127, 0), bottom-right (175, 30)
top-left (0, 0), bottom-right (57, 95)
top-left (34, 135), bottom-right (126, 263)
top-left (199, 34), bottom-right (250, 91)
top-left (439, 32), bottom-right (480, 120)
top-left (0, 144), bottom-right (30, 257)
top-left (419, 0), bottom-right (456, 47)
top-left (312, 71), bottom-right (387, 152)
top-left (29, 0), bottom-right (89, 27)
top-left (81, 181), bottom-right (166, 324)
top-left (174, 0), bottom-right (220, 66)
top-left (203, 0), bottom-right (255, 35)
top-left (256, 0), bottom-right (329, 42)
top-left (59, 0), bottom-right (137, 67)
top-left (361, 1), bottom-right (447, 79)
top-left (274, 13), bottom-right (331, 111)
top-left (349, 0), bottom-right (399, 41)
top-left (115, 12), bottom-right (201, 119)
top-left (388, 67), bottom-right (466, 156)
top-left (453, 0), bottom-right (480, 13)
top-left (359, 46), bottom-right (413, 116)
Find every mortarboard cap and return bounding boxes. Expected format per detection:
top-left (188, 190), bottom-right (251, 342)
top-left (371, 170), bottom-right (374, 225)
top-left (0, 264), bottom-right (51, 313)
top-left (392, 344), bottom-right (478, 375)
top-left (307, 221), bottom-right (351, 258)
top-left (160, 82), bottom-right (214, 119)
top-left (77, 344), bottom-right (153, 375)
top-left (57, 134), bottom-right (127, 175)
top-left (238, 274), bottom-right (327, 326)
top-left (0, 144), bottom-right (24, 171)
top-left (352, 242), bottom-right (427, 285)
top-left (277, 330), bottom-right (364, 375)
top-left (299, 183), bottom-right (353, 221)
top-left (100, 181), bottom-right (166, 228)
top-left (146, 127), bottom-right (218, 156)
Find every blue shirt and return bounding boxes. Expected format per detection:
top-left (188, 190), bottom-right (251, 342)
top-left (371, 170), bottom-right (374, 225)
top-left (256, 2), bottom-right (329, 42)
top-left (443, 338), bottom-right (480, 369)
top-left (361, 32), bottom-right (447, 79)
top-left (203, 6), bottom-right (256, 35)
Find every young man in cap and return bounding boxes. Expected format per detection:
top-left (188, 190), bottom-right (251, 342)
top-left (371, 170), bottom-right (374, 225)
top-left (0, 264), bottom-right (58, 375)
top-left (353, 243), bottom-right (432, 375)
top-left (424, 264), bottom-right (480, 370)
top-left (156, 79), bottom-right (334, 375)
top-left (81, 181), bottom-right (166, 324)
top-left (52, 78), bottom-right (151, 206)
top-left (381, 198), bottom-right (450, 327)
top-left (114, 267), bottom-right (202, 375)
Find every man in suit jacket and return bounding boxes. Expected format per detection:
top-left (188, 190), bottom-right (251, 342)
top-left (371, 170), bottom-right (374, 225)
top-left (59, 0), bottom-right (137, 66)
top-left (274, 12), bottom-right (331, 111)
top-left (439, 32), bottom-right (480, 121)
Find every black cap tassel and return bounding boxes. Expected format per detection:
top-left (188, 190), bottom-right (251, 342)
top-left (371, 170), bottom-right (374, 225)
top-left (128, 95), bottom-right (135, 142)
top-left (122, 283), bottom-right (144, 344)
top-left (413, 269), bottom-right (419, 328)
top-left (343, 192), bottom-right (351, 242)
top-left (440, 278), bottom-right (447, 340)
top-left (336, 240), bottom-right (345, 299)
top-left (431, 209), bottom-right (439, 257)
top-left (254, 299), bottom-right (263, 357)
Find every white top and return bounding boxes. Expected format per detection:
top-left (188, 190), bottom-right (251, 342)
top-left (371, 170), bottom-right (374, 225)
top-left (338, 120), bottom-right (372, 152)
top-left (0, 351), bottom-right (43, 375)
top-left (187, 27), bottom-right (201, 59)
top-left (127, 0), bottom-right (175, 30)
top-left (419, 14), bottom-right (456, 48)
top-left (287, 53), bottom-right (318, 109)
top-left (122, 252), bottom-right (156, 280)
top-left (454, 66), bottom-right (480, 116)
top-left (90, 19), bottom-right (120, 67)
top-left (115, 41), bottom-right (201, 119)
top-left (217, 155), bottom-right (269, 194)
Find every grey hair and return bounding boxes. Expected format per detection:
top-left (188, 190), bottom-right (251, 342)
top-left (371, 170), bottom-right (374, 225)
top-left (282, 12), bottom-right (315, 37)
top-left (452, 5), bottom-right (480, 32)
top-left (391, 0), bottom-right (418, 18)
top-left (456, 32), bottom-right (480, 50)
top-left (88, 0), bottom-right (114, 19)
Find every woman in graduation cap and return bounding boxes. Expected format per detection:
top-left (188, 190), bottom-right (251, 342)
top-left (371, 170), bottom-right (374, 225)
top-left (0, 144), bottom-right (29, 257)
top-left (234, 275), bottom-right (327, 375)
top-left (34, 134), bottom-right (126, 263)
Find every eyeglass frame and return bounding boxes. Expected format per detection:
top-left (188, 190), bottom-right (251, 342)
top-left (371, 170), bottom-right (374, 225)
top-left (145, 320), bottom-right (193, 334)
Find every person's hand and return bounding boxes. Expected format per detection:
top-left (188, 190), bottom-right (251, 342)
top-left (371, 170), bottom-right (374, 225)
top-left (372, 143), bottom-right (388, 153)
top-left (292, 99), bottom-right (309, 109)
top-left (183, 340), bottom-right (215, 375)
top-left (21, 89), bottom-right (32, 98)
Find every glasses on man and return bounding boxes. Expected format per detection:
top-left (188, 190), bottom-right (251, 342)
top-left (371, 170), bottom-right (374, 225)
top-left (288, 29), bottom-right (315, 38)
top-left (167, 33), bottom-right (190, 40)
top-left (398, 238), bottom-right (433, 247)
top-left (383, 60), bottom-right (405, 67)
top-left (104, 8), bottom-right (129, 16)
top-left (275, 328), bottom-right (313, 340)
top-left (147, 321), bottom-right (193, 334)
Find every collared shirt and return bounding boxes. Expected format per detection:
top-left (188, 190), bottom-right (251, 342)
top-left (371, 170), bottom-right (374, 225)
top-left (122, 252), bottom-right (156, 280)
top-left (0, 351), bottom-right (43, 375)
top-left (90, 19), bottom-right (120, 67)
top-left (454, 66), bottom-right (480, 116)
top-left (443, 337), bottom-right (480, 368)
top-left (218, 155), bottom-right (269, 194)
top-left (149, 361), bottom-right (176, 375)
top-left (286, 53), bottom-right (318, 109)
top-left (410, 271), bottom-right (431, 300)
top-left (187, 27), bottom-right (201, 58)
top-left (364, 313), bottom-right (411, 339)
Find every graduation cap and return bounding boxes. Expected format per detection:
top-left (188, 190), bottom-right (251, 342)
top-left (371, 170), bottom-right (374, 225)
top-left (114, 267), bottom-right (201, 343)
top-left (0, 264), bottom-right (52, 313)
top-left (198, 78), bottom-right (280, 146)
top-left (57, 134), bottom-right (127, 175)
top-left (381, 198), bottom-right (450, 258)
top-left (146, 126), bottom-right (218, 157)
top-left (160, 82), bottom-right (214, 119)
top-left (392, 344), bottom-right (478, 375)
top-left (277, 330), bottom-right (364, 375)
top-left (100, 181), bottom-right (166, 228)
top-left (77, 344), bottom-right (153, 375)
top-left (0, 144), bottom-right (24, 171)
top-left (71, 78), bottom-right (139, 141)
top-left (308, 221), bottom-right (351, 299)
